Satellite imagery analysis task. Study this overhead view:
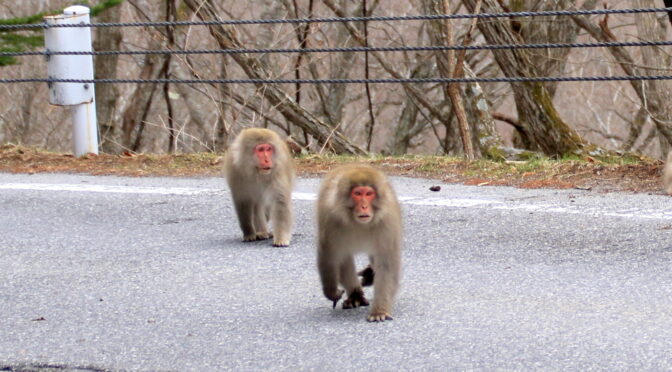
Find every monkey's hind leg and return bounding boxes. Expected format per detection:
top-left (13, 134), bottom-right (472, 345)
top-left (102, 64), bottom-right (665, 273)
top-left (367, 254), bottom-right (400, 322)
top-left (340, 256), bottom-right (369, 309)
top-left (233, 198), bottom-right (257, 242)
top-left (318, 246), bottom-right (344, 308)
top-left (253, 202), bottom-right (272, 241)
top-left (270, 193), bottom-right (292, 247)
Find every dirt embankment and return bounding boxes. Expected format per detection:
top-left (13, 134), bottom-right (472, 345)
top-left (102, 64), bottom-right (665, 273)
top-left (0, 144), bottom-right (666, 195)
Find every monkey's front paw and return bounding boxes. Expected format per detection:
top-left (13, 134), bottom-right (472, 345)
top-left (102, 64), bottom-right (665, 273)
top-left (256, 232), bottom-right (273, 241)
top-left (367, 310), bottom-right (393, 322)
top-left (342, 289), bottom-right (369, 309)
top-left (272, 236), bottom-right (290, 247)
top-left (242, 234), bottom-right (258, 242)
top-left (324, 288), bottom-right (344, 308)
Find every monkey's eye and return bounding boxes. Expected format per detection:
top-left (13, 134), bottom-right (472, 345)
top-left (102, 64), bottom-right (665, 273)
top-left (254, 144), bottom-right (273, 154)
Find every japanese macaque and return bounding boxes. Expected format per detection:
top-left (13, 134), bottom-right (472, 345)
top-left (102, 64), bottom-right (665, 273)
top-left (316, 164), bottom-right (402, 322)
top-left (664, 151), bottom-right (672, 195)
top-left (224, 128), bottom-right (295, 247)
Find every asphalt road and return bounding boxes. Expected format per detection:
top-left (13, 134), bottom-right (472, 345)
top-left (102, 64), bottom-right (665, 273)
top-left (1, 172), bottom-right (672, 371)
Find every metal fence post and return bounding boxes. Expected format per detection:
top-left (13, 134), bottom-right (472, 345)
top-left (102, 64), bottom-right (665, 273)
top-left (44, 5), bottom-right (99, 156)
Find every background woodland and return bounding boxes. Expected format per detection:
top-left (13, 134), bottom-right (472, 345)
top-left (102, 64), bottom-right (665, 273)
top-left (1, 0), bottom-right (671, 160)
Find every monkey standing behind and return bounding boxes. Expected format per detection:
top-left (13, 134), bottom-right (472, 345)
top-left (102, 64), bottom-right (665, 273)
top-left (664, 151), bottom-right (672, 195)
top-left (316, 164), bottom-right (402, 322)
top-left (224, 128), bottom-right (295, 247)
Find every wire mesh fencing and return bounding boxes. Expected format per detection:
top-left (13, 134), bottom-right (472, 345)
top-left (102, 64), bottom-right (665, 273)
top-left (2, 6), bottom-right (672, 85)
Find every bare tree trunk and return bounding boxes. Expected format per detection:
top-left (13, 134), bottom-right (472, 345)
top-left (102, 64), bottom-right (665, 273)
top-left (93, 5), bottom-right (122, 153)
top-left (321, 0), bottom-right (458, 152)
top-left (120, 56), bottom-right (164, 152)
top-left (219, 85), bottom-right (292, 132)
top-left (509, 0), bottom-right (593, 98)
top-left (161, 0), bottom-right (177, 154)
top-left (183, 0), bottom-right (365, 155)
top-left (571, 0), bottom-right (672, 157)
top-left (317, 1), bottom-right (378, 133)
top-left (635, 0), bottom-right (672, 157)
top-left (386, 62), bottom-right (433, 155)
top-left (428, 0), bottom-right (476, 158)
top-left (121, 2), bottom-right (171, 152)
top-left (171, 75), bottom-right (212, 151)
top-left (462, 65), bottom-right (507, 158)
top-left (621, 107), bottom-right (648, 152)
top-left (163, 0), bottom-right (177, 153)
top-left (362, 0), bottom-right (377, 151)
top-left (18, 89), bottom-right (34, 143)
top-left (215, 57), bottom-right (231, 151)
top-left (422, 0), bottom-right (509, 158)
top-left (120, 59), bottom-right (157, 150)
top-left (462, 0), bottom-right (586, 156)
top-left (162, 68), bottom-right (175, 153)
top-left (177, 2), bottom-right (230, 152)
top-left (290, 0), bottom-right (313, 145)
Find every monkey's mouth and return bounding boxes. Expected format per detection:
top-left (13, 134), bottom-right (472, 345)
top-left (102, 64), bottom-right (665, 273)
top-left (356, 214), bottom-right (372, 223)
top-left (258, 167), bottom-right (272, 175)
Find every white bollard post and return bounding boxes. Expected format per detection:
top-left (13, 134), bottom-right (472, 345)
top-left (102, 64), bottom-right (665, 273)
top-left (44, 5), bottom-right (99, 156)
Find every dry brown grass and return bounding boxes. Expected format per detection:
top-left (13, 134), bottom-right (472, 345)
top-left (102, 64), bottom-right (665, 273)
top-left (0, 144), bottom-right (665, 194)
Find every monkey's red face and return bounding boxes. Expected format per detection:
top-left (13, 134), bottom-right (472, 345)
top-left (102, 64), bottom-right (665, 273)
top-left (351, 186), bottom-right (376, 224)
top-left (254, 143), bottom-right (274, 174)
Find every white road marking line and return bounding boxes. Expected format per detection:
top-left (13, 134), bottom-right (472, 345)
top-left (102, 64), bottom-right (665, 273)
top-left (0, 183), bottom-right (210, 195)
top-left (2, 182), bottom-right (672, 220)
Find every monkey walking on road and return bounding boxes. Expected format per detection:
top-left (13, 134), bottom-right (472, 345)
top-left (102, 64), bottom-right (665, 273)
top-left (224, 128), bottom-right (295, 247)
top-left (316, 164), bottom-right (402, 322)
